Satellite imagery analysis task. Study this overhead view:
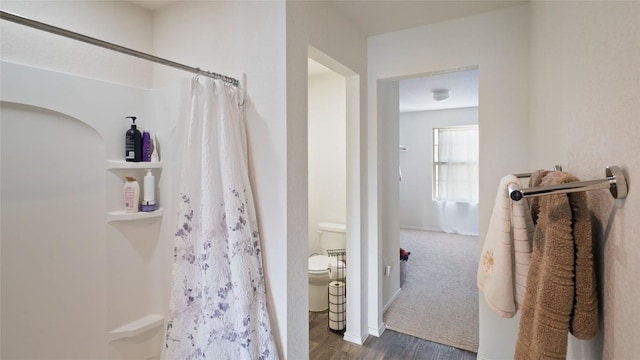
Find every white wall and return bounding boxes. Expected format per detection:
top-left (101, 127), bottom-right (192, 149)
top-left (286, 0), bottom-right (369, 352)
top-left (528, 2), bottom-right (640, 359)
top-left (399, 107), bottom-right (479, 236)
top-left (372, 2), bottom-right (640, 359)
top-left (308, 72), bottom-right (347, 255)
top-left (376, 79), bottom-right (401, 317)
top-left (368, 4), bottom-right (530, 340)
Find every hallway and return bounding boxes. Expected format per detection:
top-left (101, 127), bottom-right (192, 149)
top-left (309, 311), bottom-right (476, 359)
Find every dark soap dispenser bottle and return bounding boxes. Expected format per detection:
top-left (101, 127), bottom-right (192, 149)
top-left (125, 116), bottom-right (142, 162)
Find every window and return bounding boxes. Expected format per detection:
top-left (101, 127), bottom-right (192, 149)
top-left (433, 125), bottom-right (479, 202)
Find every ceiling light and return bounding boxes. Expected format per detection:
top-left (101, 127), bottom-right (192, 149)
top-left (432, 89), bottom-right (450, 102)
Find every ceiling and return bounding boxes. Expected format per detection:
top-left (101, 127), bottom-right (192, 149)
top-left (399, 69), bottom-right (478, 112)
top-left (131, 0), bottom-right (526, 36)
top-left (133, 0), bottom-right (522, 112)
top-left (316, 0), bottom-right (519, 112)
top-left (327, 0), bottom-right (525, 36)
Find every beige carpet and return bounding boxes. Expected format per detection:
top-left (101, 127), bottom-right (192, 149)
top-left (384, 229), bottom-right (479, 353)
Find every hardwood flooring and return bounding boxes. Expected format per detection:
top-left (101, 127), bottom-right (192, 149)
top-left (309, 311), bottom-right (477, 360)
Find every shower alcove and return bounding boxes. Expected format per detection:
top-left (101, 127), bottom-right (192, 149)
top-left (2, 61), bottom-right (172, 359)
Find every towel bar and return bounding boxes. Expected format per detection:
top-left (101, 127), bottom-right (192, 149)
top-left (508, 166), bottom-right (628, 201)
top-left (513, 165), bottom-right (563, 179)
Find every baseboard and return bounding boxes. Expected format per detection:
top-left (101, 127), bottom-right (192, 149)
top-left (383, 288), bottom-right (402, 313)
top-left (368, 322), bottom-right (386, 337)
top-left (399, 225), bottom-right (479, 237)
top-left (400, 225), bottom-right (441, 232)
top-left (473, 347), bottom-right (502, 360)
top-left (343, 331), bottom-right (368, 345)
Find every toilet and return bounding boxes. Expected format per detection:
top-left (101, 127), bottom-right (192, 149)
top-left (308, 222), bottom-right (346, 312)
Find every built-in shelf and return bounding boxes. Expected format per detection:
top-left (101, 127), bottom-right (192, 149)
top-left (108, 313), bottom-right (164, 341)
top-left (106, 159), bottom-right (163, 222)
top-left (107, 208), bottom-right (163, 222)
top-left (106, 160), bottom-right (163, 170)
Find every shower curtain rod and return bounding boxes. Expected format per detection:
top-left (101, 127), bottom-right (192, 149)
top-left (0, 10), bottom-right (240, 87)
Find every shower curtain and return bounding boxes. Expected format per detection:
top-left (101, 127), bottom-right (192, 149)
top-left (163, 78), bottom-right (278, 360)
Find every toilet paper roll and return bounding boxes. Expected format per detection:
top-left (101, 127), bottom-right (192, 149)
top-left (329, 309), bottom-right (346, 321)
top-left (328, 294), bottom-right (346, 306)
top-left (329, 314), bottom-right (345, 326)
top-left (329, 318), bottom-right (345, 331)
top-left (329, 305), bottom-right (346, 331)
top-left (328, 281), bottom-right (346, 296)
top-left (329, 303), bottom-right (345, 313)
top-left (329, 284), bottom-right (346, 332)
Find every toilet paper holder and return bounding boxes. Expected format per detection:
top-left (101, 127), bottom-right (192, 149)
top-left (327, 249), bottom-right (346, 332)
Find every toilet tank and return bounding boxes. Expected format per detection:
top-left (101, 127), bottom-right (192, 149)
top-left (318, 222), bottom-right (346, 255)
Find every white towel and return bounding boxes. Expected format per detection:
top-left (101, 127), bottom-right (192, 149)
top-left (477, 175), bottom-right (534, 318)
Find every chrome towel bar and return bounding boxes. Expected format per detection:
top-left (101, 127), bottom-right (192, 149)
top-left (508, 166), bottom-right (628, 201)
top-left (513, 165), bottom-right (563, 179)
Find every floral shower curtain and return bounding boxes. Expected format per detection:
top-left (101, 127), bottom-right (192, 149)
top-left (162, 78), bottom-right (278, 360)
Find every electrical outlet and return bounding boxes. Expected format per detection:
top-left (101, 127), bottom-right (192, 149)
top-left (383, 257), bottom-right (391, 277)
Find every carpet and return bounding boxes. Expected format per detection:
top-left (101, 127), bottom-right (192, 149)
top-left (384, 229), bottom-right (479, 353)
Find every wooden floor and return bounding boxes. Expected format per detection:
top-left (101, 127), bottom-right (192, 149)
top-left (309, 311), bottom-right (477, 360)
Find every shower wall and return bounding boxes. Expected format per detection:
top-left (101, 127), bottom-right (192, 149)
top-left (0, 61), bottom-right (169, 359)
top-left (1, 0), bottom-right (291, 358)
top-left (0, 1), bottom-right (153, 87)
top-left (0, 2), bottom-right (177, 359)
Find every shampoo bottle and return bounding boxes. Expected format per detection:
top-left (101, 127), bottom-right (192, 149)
top-left (141, 169), bottom-right (156, 212)
top-left (123, 177), bottom-right (140, 213)
top-left (141, 130), bottom-right (152, 162)
top-left (125, 116), bottom-right (142, 162)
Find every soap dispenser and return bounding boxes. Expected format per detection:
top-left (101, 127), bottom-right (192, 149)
top-left (125, 116), bottom-right (142, 162)
top-left (141, 169), bottom-right (156, 212)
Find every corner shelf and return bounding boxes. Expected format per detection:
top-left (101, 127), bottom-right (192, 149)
top-left (106, 160), bottom-right (163, 170)
top-left (108, 313), bottom-right (165, 341)
top-left (106, 159), bottom-right (163, 222)
top-left (107, 208), bottom-right (163, 222)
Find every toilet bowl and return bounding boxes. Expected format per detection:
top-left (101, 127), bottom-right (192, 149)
top-left (308, 222), bottom-right (346, 312)
top-left (308, 255), bottom-right (346, 311)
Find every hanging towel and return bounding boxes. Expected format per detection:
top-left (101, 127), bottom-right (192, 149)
top-left (477, 175), bottom-right (534, 318)
top-left (527, 169), bottom-right (550, 225)
top-left (515, 171), bottom-right (598, 360)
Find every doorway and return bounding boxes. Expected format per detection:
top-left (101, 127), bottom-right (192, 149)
top-left (397, 69), bottom-right (479, 234)
top-left (307, 47), bottom-right (364, 346)
top-left (380, 68), bottom-right (480, 352)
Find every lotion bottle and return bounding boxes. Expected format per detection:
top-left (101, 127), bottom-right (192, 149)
top-left (141, 169), bottom-right (156, 212)
top-left (125, 116), bottom-right (142, 162)
top-left (123, 177), bottom-right (140, 213)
